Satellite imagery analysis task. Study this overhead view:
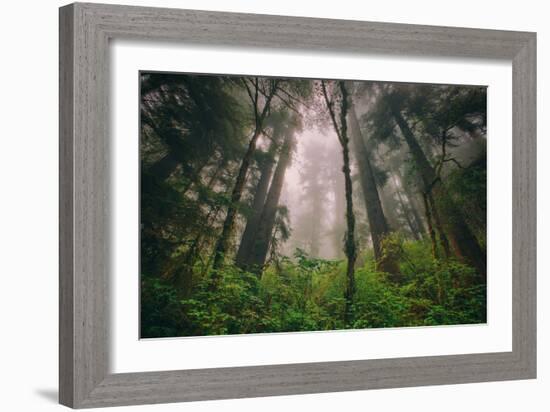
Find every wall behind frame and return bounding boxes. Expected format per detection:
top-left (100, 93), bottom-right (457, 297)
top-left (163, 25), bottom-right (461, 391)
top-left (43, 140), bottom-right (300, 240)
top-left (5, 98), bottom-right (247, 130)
top-left (0, 1), bottom-right (546, 411)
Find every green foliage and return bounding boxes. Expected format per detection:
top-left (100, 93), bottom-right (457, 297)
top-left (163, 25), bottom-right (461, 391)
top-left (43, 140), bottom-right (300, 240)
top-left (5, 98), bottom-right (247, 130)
top-left (140, 276), bottom-right (184, 338)
top-left (181, 267), bottom-right (266, 336)
top-left (141, 239), bottom-right (486, 338)
top-left (139, 74), bottom-right (487, 339)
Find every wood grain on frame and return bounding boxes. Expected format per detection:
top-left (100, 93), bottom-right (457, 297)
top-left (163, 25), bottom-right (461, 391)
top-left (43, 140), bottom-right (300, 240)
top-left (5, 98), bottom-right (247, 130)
top-left (59, 2), bottom-right (536, 408)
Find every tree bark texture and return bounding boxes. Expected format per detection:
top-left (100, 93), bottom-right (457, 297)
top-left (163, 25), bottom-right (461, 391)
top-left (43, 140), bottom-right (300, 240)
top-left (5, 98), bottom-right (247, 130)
top-left (348, 102), bottom-right (400, 276)
top-left (391, 105), bottom-right (486, 281)
top-left (212, 129), bottom-right (263, 270)
top-left (212, 80), bottom-right (278, 271)
top-left (248, 132), bottom-right (295, 272)
top-left (235, 147), bottom-right (276, 268)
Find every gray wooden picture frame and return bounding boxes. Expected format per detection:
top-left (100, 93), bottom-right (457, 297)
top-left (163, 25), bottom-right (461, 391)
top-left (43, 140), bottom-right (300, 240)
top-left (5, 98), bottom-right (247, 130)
top-left (59, 2), bottom-right (536, 408)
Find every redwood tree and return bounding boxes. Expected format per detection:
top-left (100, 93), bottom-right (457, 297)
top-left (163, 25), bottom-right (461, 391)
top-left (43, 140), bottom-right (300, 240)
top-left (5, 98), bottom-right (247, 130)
top-left (348, 99), bottom-right (400, 277)
top-left (321, 80), bottom-right (357, 322)
top-left (212, 78), bottom-right (279, 270)
top-left (389, 94), bottom-right (486, 280)
top-left (248, 129), bottom-right (296, 272)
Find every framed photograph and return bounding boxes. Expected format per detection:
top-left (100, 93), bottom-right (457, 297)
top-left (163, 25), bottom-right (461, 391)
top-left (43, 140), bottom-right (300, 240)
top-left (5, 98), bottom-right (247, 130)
top-left (59, 2), bottom-right (536, 408)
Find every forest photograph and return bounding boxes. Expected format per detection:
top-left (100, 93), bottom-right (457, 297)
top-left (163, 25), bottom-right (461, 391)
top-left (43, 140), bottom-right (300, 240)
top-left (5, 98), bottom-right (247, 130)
top-left (140, 72), bottom-right (487, 338)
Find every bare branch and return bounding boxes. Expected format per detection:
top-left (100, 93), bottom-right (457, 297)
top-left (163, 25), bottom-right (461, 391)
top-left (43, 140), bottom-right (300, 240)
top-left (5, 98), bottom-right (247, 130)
top-left (257, 79), bottom-right (280, 123)
top-left (277, 87), bottom-right (312, 110)
top-left (242, 78), bottom-right (258, 120)
top-left (442, 157), bottom-right (466, 169)
top-left (321, 80), bottom-right (344, 145)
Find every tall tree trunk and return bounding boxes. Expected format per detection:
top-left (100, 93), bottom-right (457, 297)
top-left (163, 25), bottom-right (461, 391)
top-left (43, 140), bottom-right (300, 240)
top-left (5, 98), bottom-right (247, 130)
top-left (212, 129), bottom-right (263, 270)
top-left (426, 191), bottom-right (451, 258)
top-left (235, 148), bottom-right (276, 268)
top-left (211, 80), bottom-right (278, 271)
top-left (391, 105), bottom-right (486, 281)
top-left (422, 193), bottom-right (439, 259)
top-left (348, 102), bottom-right (400, 276)
top-left (394, 179), bottom-right (421, 240)
top-left (339, 88), bottom-right (357, 324)
top-left (248, 132), bottom-right (295, 272)
top-left (378, 186), bottom-right (401, 233)
top-left (391, 174), bottom-right (425, 241)
top-left (330, 168), bottom-right (346, 259)
top-left (391, 165), bottom-right (427, 238)
top-left (402, 184), bottom-right (427, 238)
top-left (321, 81), bottom-right (357, 322)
